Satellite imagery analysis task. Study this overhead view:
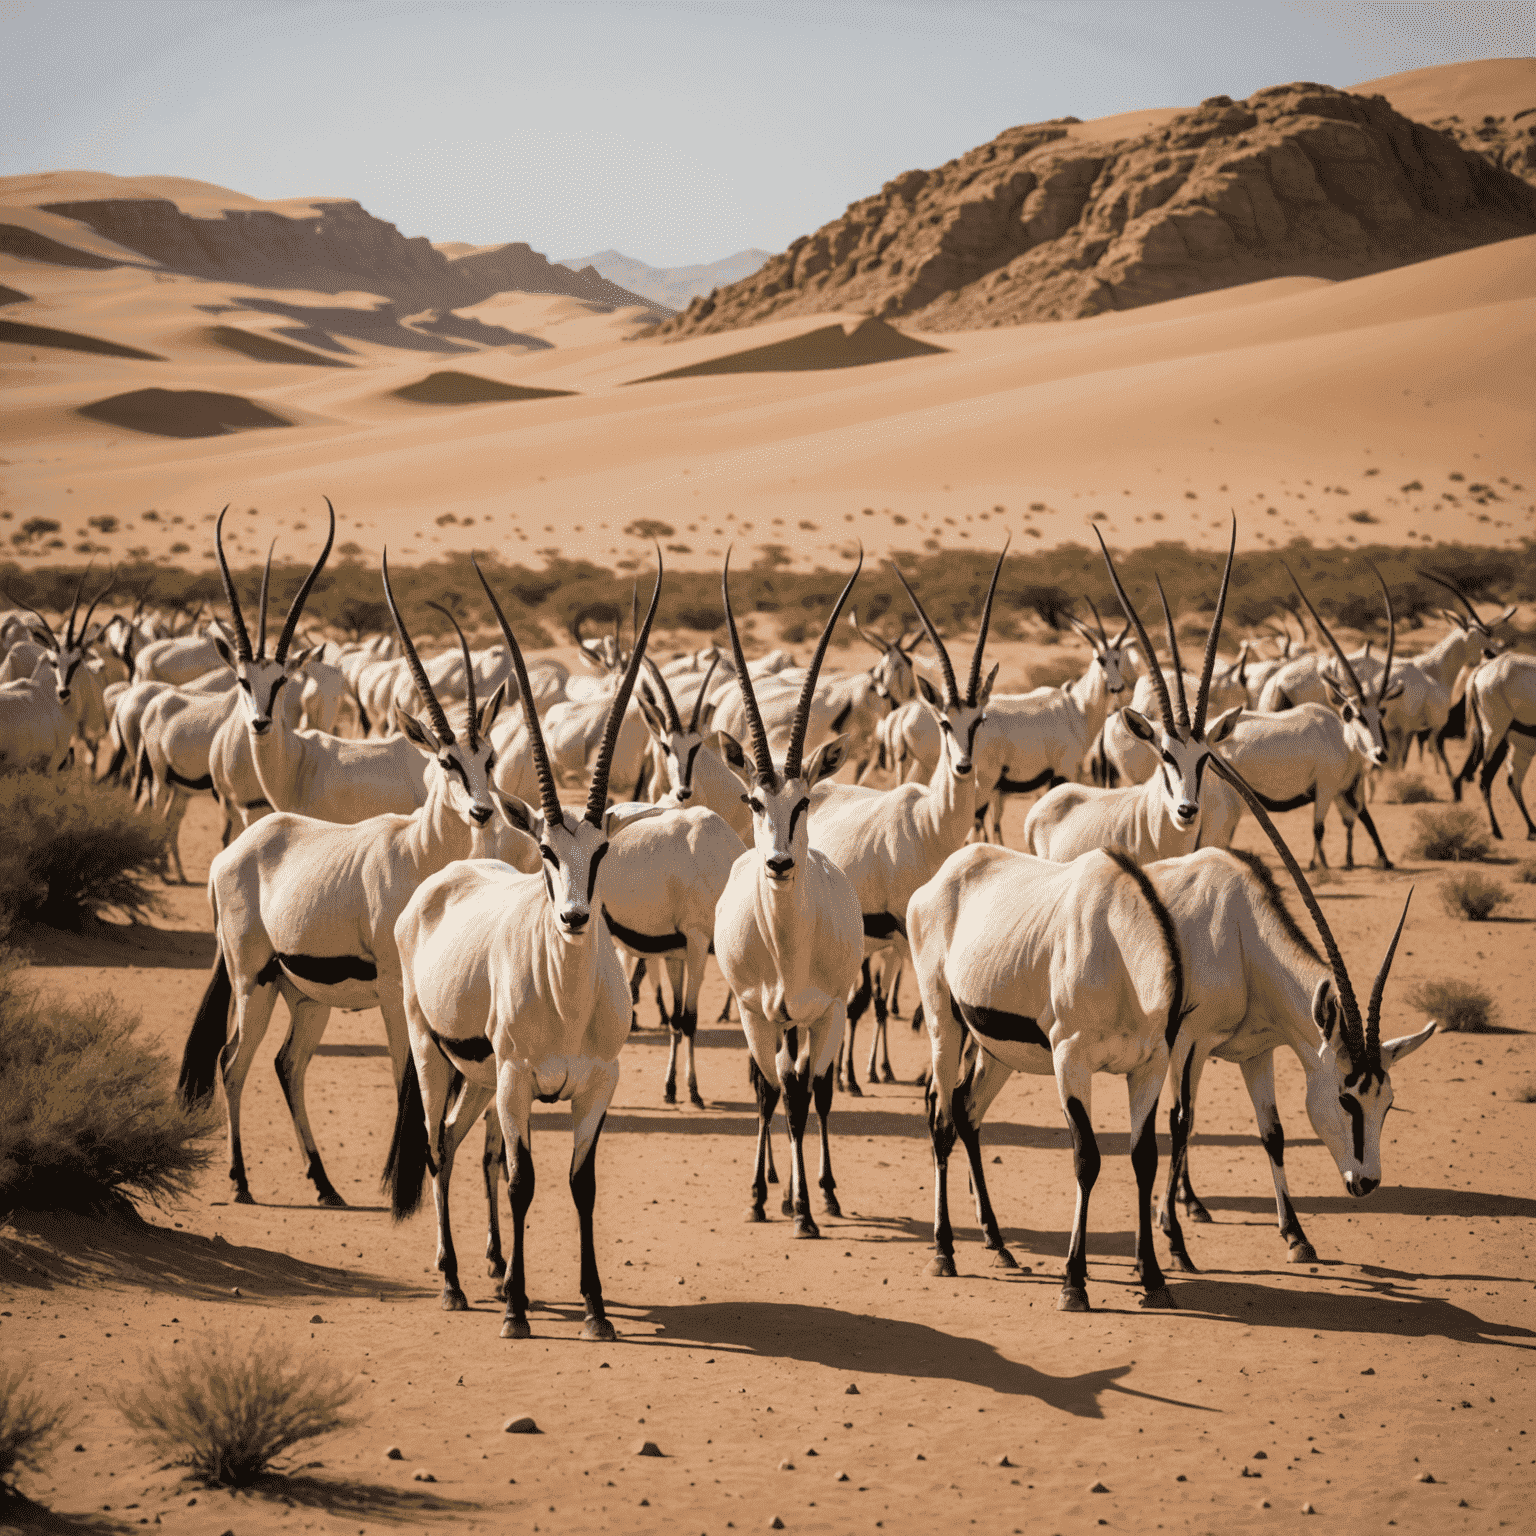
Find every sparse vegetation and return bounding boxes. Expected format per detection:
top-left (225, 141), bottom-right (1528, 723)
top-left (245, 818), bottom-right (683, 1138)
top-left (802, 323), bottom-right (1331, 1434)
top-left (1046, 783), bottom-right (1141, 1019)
top-left (0, 1364), bottom-right (68, 1490)
top-left (1440, 870), bottom-right (1512, 921)
top-left (0, 948), bottom-right (216, 1218)
top-left (1386, 773), bottom-right (1437, 804)
top-left (114, 1331), bottom-right (362, 1486)
top-left (1514, 1081), bottom-right (1536, 1104)
top-left (1407, 807), bottom-right (1494, 863)
top-left (1513, 860), bottom-right (1536, 885)
top-left (1407, 977), bottom-right (1497, 1034)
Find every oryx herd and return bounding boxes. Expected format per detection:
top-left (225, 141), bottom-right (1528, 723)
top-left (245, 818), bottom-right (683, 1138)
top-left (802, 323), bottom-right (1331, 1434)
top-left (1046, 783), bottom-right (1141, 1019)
top-left (2, 507), bottom-right (1527, 1325)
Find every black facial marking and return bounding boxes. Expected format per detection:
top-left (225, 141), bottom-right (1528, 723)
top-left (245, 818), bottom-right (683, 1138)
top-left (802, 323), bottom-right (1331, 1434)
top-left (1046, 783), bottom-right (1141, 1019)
top-left (586, 841), bottom-right (609, 902)
top-left (788, 796), bottom-right (810, 840)
top-left (1339, 1093), bottom-right (1365, 1163)
top-left (540, 845), bottom-right (559, 867)
top-left (682, 743), bottom-right (700, 788)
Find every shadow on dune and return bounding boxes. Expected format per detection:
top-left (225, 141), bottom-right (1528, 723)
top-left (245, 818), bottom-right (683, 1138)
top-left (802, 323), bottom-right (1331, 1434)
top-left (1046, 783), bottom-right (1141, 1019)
top-left (627, 316), bottom-right (947, 383)
top-left (0, 319), bottom-right (162, 360)
top-left (242, 1471), bottom-right (478, 1522)
top-left (198, 324), bottom-right (353, 367)
top-left (0, 1490), bottom-right (135, 1535)
top-left (15, 919), bottom-right (216, 970)
top-left (78, 388), bottom-right (289, 439)
top-left (237, 297), bottom-right (472, 355)
top-left (392, 371), bottom-right (575, 405)
top-left (407, 309), bottom-right (555, 350)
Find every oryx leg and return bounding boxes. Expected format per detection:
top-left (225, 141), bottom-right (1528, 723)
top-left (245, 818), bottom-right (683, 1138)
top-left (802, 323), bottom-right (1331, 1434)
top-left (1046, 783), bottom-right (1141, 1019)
top-left (1479, 735), bottom-right (1509, 840)
top-left (1127, 1056), bottom-right (1174, 1307)
top-left (678, 936), bottom-right (708, 1109)
top-left (480, 1110), bottom-right (508, 1284)
top-left (744, 1023), bottom-right (782, 1223)
top-left (219, 966), bottom-right (283, 1204)
top-left (919, 968), bottom-right (967, 1278)
top-left (954, 1046), bottom-right (1018, 1267)
top-left (1506, 735), bottom-right (1536, 839)
top-left (1344, 778), bottom-right (1392, 869)
top-left (841, 961), bottom-right (872, 1095)
top-left (866, 953), bottom-right (890, 1086)
top-left (569, 1061), bottom-right (621, 1341)
top-left (777, 1024), bottom-right (823, 1240)
top-left (627, 955), bottom-right (646, 1031)
top-left (1240, 1051), bottom-right (1316, 1264)
top-left (270, 992), bottom-right (344, 1206)
top-left (495, 1066), bottom-right (537, 1339)
top-left (811, 1004), bottom-right (846, 1218)
top-left (432, 1065), bottom-right (494, 1311)
top-left (1309, 787), bottom-right (1329, 871)
top-left (1056, 1051), bottom-right (1101, 1311)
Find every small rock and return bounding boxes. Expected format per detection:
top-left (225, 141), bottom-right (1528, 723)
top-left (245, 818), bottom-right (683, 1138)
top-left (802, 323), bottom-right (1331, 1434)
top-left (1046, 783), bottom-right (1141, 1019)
top-left (309, 1314), bottom-right (324, 1324)
top-left (844, 1383), bottom-right (860, 1395)
top-left (73, 1444), bottom-right (86, 1453)
top-left (1257, 1500), bottom-right (1270, 1510)
top-left (624, 1259), bottom-right (633, 1266)
top-left (837, 1471), bottom-right (850, 1481)
top-left (914, 1452), bottom-right (926, 1461)
top-left (769, 1520), bottom-right (785, 1531)
top-left (1415, 1471), bottom-right (1436, 1484)
top-left (600, 1362), bottom-right (610, 1369)
top-left (804, 1447), bottom-right (817, 1456)
top-left (634, 1439), bottom-right (663, 1457)
top-left (1458, 1499), bottom-right (1470, 1508)
top-left (504, 1417), bottom-right (539, 1435)
top-left (1252, 1450), bottom-right (1267, 1459)
top-left (991, 1156), bottom-right (1002, 1164)
top-left (1089, 1481), bottom-right (1109, 1493)
top-left (779, 1459), bottom-right (795, 1471)
top-left (384, 1446), bottom-right (404, 1460)
top-left (229, 1287), bottom-right (240, 1296)
top-left (1360, 1367), bottom-right (1375, 1375)
top-left (639, 1496), bottom-right (650, 1506)
top-left (412, 1469), bottom-right (435, 1483)
top-left (1301, 1502), bottom-right (1316, 1514)
top-left (994, 1454), bottom-right (1013, 1468)
top-left (1176, 1474), bottom-right (1187, 1482)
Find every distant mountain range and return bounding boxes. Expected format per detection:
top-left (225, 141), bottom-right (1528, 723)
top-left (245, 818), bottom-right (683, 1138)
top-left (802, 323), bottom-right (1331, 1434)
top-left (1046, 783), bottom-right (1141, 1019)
top-left (555, 248), bottom-right (772, 310)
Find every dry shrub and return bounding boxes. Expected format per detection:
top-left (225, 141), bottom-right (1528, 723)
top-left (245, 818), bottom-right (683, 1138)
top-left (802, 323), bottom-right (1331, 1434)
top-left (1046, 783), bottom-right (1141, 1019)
top-left (1386, 773), bottom-right (1437, 804)
top-left (1513, 860), bottom-right (1536, 885)
top-left (1514, 1081), bottom-right (1536, 1104)
top-left (0, 771), bottom-right (169, 937)
top-left (1407, 807), bottom-right (1493, 863)
top-left (114, 1330), bottom-right (362, 1486)
top-left (0, 1364), bottom-right (68, 1489)
top-left (0, 949), bottom-right (216, 1218)
top-left (1440, 871), bottom-right (1512, 921)
top-left (1407, 978), bottom-right (1497, 1034)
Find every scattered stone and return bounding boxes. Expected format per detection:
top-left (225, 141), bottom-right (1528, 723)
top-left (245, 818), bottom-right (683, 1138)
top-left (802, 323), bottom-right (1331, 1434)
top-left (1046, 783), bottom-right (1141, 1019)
top-left (309, 1314), bottom-right (324, 1324)
top-left (779, 1460), bottom-right (795, 1471)
top-left (1257, 1500), bottom-right (1270, 1510)
top-left (1360, 1367), bottom-right (1375, 1375)
top-left (1253, 1450), bottom-right (1268, 1459)
top-left (994, 1454), bottom-right (1013, 1468)
top-left (634, 1440), bottom-right (663, 1457)
top-left (505, 1417), bottom-right (539, 1435)
top-left (600, 1363), bottom-right (611, 1369)
top-left (845, 1384), bottom-right (860, 1395)
top-left (1301, 1504), bottom-right (1316, 1515)
top-left (73, 1444), bottom-right (86, 1453)
top-left (1176, 1474), bottom-right (1186, 1482)
top-left (1415, 1472), bottom-right (1436, 1483)
top-left (229, 1287), bottom-right (240, 1297)
top-left (804, 1447), bottom-right (817, 1456)
top-left (992, 1156), bottom-right (1002, 1164)
top-left (837, 1471), bottom-right (850, 1482)
top-left (413, 1469), bottom-right (435, 1483)
top-left (639, 1496), bottom-right (650, 1506)
top-left (1089, 1481), bottom-right (1109, 1493)
top-left (384, 1446), bottom-right (404, 1460)
top-left (769, 1520), bottom-right (785, 1531)
top-left (915, 1452), bottom-right (925, 1461)
top-left (1241, 1466), bottom-right (1259, 1477)
top-left (1458, 1499), bottom-right (1470, 1508)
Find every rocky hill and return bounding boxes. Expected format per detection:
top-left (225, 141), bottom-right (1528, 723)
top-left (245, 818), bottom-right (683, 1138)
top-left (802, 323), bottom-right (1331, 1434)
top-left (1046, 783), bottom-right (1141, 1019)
top-left (656, 81), bottom-right (1536, 337)
top-left (556, 247), bottom-right (773, 309)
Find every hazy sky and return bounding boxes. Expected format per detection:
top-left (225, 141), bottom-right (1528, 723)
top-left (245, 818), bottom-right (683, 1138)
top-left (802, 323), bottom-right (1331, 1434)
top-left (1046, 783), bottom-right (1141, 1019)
top-left (3, 1), bottom-right (1531, 266)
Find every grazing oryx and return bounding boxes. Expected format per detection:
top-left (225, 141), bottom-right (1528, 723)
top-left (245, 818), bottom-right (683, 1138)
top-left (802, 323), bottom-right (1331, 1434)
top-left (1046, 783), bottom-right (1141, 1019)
top-left (3, 567), bottom-right (114, 756)
top-left (713, 550), bottom-right (864, 1237)
top-left (178, 553), bottom-right (505, 1208)
top-left (1023, 522), bottom-right (1239, 865)
top-left (384, 554), bottom-right (666, 1339)
top-left (805, 546), bottom-right (1004, 1093)
top-left (1458, 650), bottom-right (1536, 839)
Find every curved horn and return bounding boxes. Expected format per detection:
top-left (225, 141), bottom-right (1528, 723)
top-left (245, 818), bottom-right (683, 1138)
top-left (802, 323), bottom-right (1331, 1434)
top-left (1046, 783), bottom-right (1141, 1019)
top-left (586, 549), bottom-right (663, 825)
top-left (1282, 562), bottom-right (1366, 704)
top-left (1420, 568), bottom-right (1481, 625)
top-left (76, 565), bottom-right (116, 647)
top-left (965, 538), bottom-right (1009, 708)
top-left (427, 601), bottom-right (478, 753)
top-left (473, 555), bottom-right (562, 825)
top-left (5, 588), bottom-right (57, 650)
top-left (641, 655), bottom-right (683, 733)
top-left (255, 541), bottom-right (276, 661)
top-left (889, 560), bottom-right (958, 707)
top-left (1155, 575), bottom-right (1191, 733)
top-left (1369, 562), bottom-right (1395, 709)
top-left (214, 505), bottom-right (253, 662)
top-left (1191, 515), bottom-right (1237, 738)
top-left (381, 551), bottom-right (455, 745)
top-left (1365, 888), bottom-right (1412, 1066)
top-left (721, 548), bottom-right (777, 782)
top-left (273, 497), bottom-right (335, 664)
top-left (1084, 594), bottom-right (1109, 647)
top-left (688, 652), bottom-right (721, 732)
top-left (1096, 528), bottom-right (1177, 736)
top-left (848, 608), bottom-right (891, 657)
top-left (784, 550), bottom-right (862, 783)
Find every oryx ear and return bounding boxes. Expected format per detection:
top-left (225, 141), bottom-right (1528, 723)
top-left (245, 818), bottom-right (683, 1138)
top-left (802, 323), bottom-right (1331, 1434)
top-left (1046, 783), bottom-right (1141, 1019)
top-left (289, 644), bottom-right (319, 672)
top-left (477, 680), bottom-right (507, 739)
top-left (1120, 707), bottom-right (1156, 742)
top-left (1381, 1019), bottom-right (1436, 1067)
top-left (1311, 977), bottom-right (1350, 1058)
top-left (393, 704), bottom-right (439, 752)
top-left (1206, 704), bottom-right (1243, 744)
top-left (804, 732), bottom-right (850, 787)
top-left (713, 730), bottom-right (752, 789)
top-left (695, 698), bottom-right (717, 734)
top-left (634, 687), bottom-right (668, 738)
top-left (915, 673), bottom-right (943, 710)
top-left (605, 801), bottom-right (668, 837)
top-left (1381, 678), bottom-right (1405, 702)
top-left (977, 661), bottom-right (999, 709)
top-left (492, 789), bottom-right (543, 840)
top-left (210, 629), bottom-right (238, 671)
top-left (1441, 609), bottom-right (1466, 630)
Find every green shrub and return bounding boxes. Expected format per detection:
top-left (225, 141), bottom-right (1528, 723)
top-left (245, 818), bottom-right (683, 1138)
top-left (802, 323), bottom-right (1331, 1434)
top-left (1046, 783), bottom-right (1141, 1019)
top-left (0, 771), bottom-right (169, 937)
top-left (0, 1364), bottom-right (67, 1489)
top-left (1386, 774), bottom-right (1437, 804)
top-left (114, 1330), bottom-right (361, 1486)
top-left (1407, 807), bottom-right (1493, 863)
top-left (1440, 871), bottom-right (1513, 921)
top-left (0, 950), bottom-right (216, 1218)
top-left (1407, 978), bottom-right (1497, 1033)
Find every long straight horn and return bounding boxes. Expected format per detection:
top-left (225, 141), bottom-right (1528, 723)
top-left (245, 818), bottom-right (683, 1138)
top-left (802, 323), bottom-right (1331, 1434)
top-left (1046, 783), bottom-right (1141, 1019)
top-left (1282, 562), bottom-right (1366, 704)
top-left (273, 497), bottom-right (335, 664)
top-left (1155, 575), bottom-right (1191, 733)
top-left (965, 539), bottom-right (1008, 707)
top-left (76, 566), bottom-right (116, 646)
top-left (1084, 594), bottom-right (1109, 647)
top-left (1365, 889), bottom-right (1412, 1066)
top-left (688, 652), bottom-right (721, 732)
top-left (255, 541), bottom-right (276, 661)
top-left (1206, 754), bottom-right (1368, 1065)
top-left (382, 551), bottom-right (456, 746)
top-left (428, 601), bottom-right (478, 751)
top-left (641, 656), bottom-right (683, 732)
top-left (784, 550), bottom-right (862, 782)
top-left (1191, 515), bottom-right (1237, 738)
top-left (1095, 527), bottom-right (1177, 736)
top-left (214, 505), bottom-right (253, 662)
top-left (1369, 563), bottom-right (1395, 708)
top-left (473, 555), bottom-right (562, 825)
top-left (721, 548), bottom-right (776, 782)
top-left (889, 560), bottom-right (958, 706)
top-left (587, 549), bottom-right (663, 825)
top-left (63, 560), bottom-right (93, 648)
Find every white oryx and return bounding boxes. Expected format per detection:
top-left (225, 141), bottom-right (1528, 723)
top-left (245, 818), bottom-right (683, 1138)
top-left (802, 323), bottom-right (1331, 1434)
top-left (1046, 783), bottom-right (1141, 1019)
top-left (712, 550), bottom-right (864, 1237)
top-left (0, 673), bottom-right (74, 773)
top-left (1458, 649), bottom-right (1536, 840)
top-left (133, 630), bottom-right (226, 686)
top-left (178, 556), bottom-right (504, 1209)
top-left (383, 554), bottom-right (666, 1337)
top-left (1023, 523), bottom-right (1240, 865)
top-left (1091, 659), bottom-right (1248, 787)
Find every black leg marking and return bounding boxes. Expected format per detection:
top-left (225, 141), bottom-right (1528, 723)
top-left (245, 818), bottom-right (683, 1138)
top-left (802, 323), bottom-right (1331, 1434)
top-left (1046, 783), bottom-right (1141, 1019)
top-left (1130, 1106), bottom-right (1173, 1307)
top-left (813, 1066), bottom-right (839, 1217)
top-left (1060, 1095), bottom-right (1100, 1311)
top-left (502, 1136), bottom-right (535, 1339)
top-left (483, 1124), bottom-right (507, 1284)
top-left (572, 1115), bottom-right (615, 1341)
top-left (924, 1072), bottom-right (958, 1277)
top-left (1355, 798), bottom-right (1393, 869)
top-left (747, 1057), bottom-right (781, 1223)
top-left (781, 1060), bottom-right (818, 1239)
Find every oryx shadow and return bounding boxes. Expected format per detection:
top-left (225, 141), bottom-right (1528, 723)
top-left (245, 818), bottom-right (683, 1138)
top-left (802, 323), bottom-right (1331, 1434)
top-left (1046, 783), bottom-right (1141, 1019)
top-left (13, 920), bottom-right (217, 970)
top-left (1192, 1186), bottom-right (1536, 1220)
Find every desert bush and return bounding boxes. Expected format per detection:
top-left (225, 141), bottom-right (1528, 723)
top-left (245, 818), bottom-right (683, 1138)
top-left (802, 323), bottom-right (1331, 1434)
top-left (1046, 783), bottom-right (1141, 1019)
top-left (1440, 871), bottom-right (1513, 921)
top-left (0, 949), bottom-right (215, 1218)
top-left (0, 771), bottom-right (168, 937)
top-left (0, 1364), bottom-right (68, 1489)
top-left (1386, 774), bottom-right (1438, 805)
top-left (1407, 807), bottom-right (1493, 863)
top-left (114, 1331), bottom-right (361, 1486)
top-left (1513, 860), bottom-right (1536, 885)
top-left (1514, 1081), bottom-right (1536, 1104)
top-left (1407, 978), bottom-right (1497, 1033)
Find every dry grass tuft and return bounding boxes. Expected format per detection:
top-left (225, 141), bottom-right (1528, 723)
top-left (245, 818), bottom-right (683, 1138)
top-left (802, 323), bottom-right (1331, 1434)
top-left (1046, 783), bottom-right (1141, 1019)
top-left (114, 1330), bottom-right (362, 1487)
top-left (1512, 860), bottom-right (1536, 885)
top-left (1407, 807), bottom-right (1493, 863)
top-left (0, 1364), bottom-right (68, 1488)
top-left (1386, 773), bottom-right (1438, 804)
top-left (1440, 871), bottom-right (1513, 922)
top-left (1407, 978), bottom-right (1497, 1034)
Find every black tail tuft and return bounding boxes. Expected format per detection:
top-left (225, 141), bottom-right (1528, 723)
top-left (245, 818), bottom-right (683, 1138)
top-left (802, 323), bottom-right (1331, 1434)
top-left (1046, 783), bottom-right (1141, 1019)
top-left (103, 738), bottom-right (127, 785)
top-left (133, 746), bottom-right (152, 802)
top-left (179, 950), bottom-right (231, 1104)
top-left (383, 1062), bottom-right (430, 1221)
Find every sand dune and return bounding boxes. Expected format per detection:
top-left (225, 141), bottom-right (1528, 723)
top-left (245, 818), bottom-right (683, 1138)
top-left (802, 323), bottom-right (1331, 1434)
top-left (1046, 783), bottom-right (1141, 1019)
top-left (0, 318), bottom-right (162, 360)
top-left (629, 317), bottom-right (946, 382)
top-left (77, 387), bottom-right (291, 439)
top-left (392, 371), bottom-right (576, 405)
top-left (199, 324), bottom-right (354, 368)
top-left (1352, 56), bottom-right (1535, 123)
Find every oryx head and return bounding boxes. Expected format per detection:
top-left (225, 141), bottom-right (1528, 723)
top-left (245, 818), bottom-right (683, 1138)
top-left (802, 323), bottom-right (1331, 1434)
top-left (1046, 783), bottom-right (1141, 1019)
top-left (381, 557), bottom-right (502, 829)
top-left (13, 562), bottom-right (114, 705)
top-left (889, 541), bottom-right (1007, 777)
top-left (213, 500), bottom-right (334, 735)
top-left (1287, 560), bottom-right (1400, 768)
top-left (1064, 594), bottom-right (1134, 697)
top-left (1213, 764), bottom-right (1436, 1195)
top-left (569, 586), bottom-right (636, 676)
top-left (848, 607), bottom-right (925, 705)
top-left (1097, 519), bottom-right (1241, 833)
top-left (1422, 568), bottom-right (1515, 662)
top-left (716, 548), bottom-right (861, 886)
top-left (480, 551), bottom-right (666, 940)
top-left (634, 652), bottom-right (721, 803)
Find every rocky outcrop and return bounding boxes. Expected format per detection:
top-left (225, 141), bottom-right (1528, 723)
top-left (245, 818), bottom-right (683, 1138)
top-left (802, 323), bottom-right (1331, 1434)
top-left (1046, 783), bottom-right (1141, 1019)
top-left (1428, 110), bottom-right (1536, 188)
top-left (657, 83), bottom-right (1536, 337)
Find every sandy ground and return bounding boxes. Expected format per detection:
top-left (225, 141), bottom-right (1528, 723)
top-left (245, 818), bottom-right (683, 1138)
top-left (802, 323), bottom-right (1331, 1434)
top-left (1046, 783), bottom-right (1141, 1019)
top-left (3, 763), bottom-right (1535, 1536)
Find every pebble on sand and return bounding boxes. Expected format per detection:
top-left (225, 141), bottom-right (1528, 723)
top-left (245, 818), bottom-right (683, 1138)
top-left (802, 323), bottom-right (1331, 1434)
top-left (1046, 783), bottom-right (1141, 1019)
top-left (73, 1444), bottom-right (85, 1452)
top-left (779, 1460), bottom-right (795, 1471)
top-left (845, 1384), bottom-right (860, 1395)
top-left (837, 1472), bottom-right (850, 1482)
top-left (634, 1440), bottom-right (664, 1457)
top-left (309, 1314), bottom-right (324, 1324)
top-left (229, 1287), bottom-right (240, 1296)
top-left (1089, 1481), bottom-right (1109, 1493)
top-left (1301, 1503), bottom-right (1316, 1515)
top-left (1415, 1472), bottom-right (1436, 1483)
top-left (770, 1520), bottom-right (785, 1531)
top-left (505, 1417), bottom-right (540, 1435)
top-left (1257, 1500), bottom-right (1271, 1510)
top-left (994, 1455), bottom-right (1013, 1468)
top-left (1360, 1367), bottom-right (1375, 1375)
top-left (384, 1446), bottom-right (403, 1460)
top-left (413, 1469), bottom-right (436, 1483)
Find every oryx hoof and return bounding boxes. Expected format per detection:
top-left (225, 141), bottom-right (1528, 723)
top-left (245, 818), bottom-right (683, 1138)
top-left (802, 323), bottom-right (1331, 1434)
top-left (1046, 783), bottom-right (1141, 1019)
top-left (1170, 1252), bottom-right (1200, 1274)
top-left (925, 1254), bottom-right (957, 1278)
top-left (844, 1078), bottom-right (863, 1098)
top-left (581, 1316), bottom-right (617, 1342)
top-left (822, 1191), bottom-right (843, 1219)
top-left (766, 1166), bottom-right (779, 1185)
top-left (441, 1287), bottom-right (469, 1313)
top-left (487, 1258), bottom-right (507, 1280)
top-left (500, 1317), bottom-right (532, 1340)
top-left (689, 1090), bottom-right (706, 1110)
top-left (880, 1066), bottom-right (896, 1084)
top-left (1139, 1286), bottom-right (1177, 1310)
top-left (233, 1189), bottom-right (256, 1206)
top-left (744, 1205), bottom-right (768, 1224)
top-left (316, 1189), bottom-right (347, 1209)
top-left (781, 1196), bottom-right (795, 1217)
top-left (1376, 857), bottom-right (1394, 870)
top-left (663, 1085), bottom-right (678, 1105)
top-left (792, 1216), bottom-right (821, 1240)
top-left (1056, 1286), bottom-right (1091, 1313)
top-left (1181, 1201), bottom-right (1212, 1225)
top-left (989, 1247), bottom-right (1019, 1271)
top-left (1287, 1241), bottom-right (1318, 1265)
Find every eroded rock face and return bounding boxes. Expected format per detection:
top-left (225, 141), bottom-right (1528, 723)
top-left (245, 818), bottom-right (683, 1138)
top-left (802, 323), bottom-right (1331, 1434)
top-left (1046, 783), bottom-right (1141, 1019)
top-left (657, 83), bottom-right (1536, 337)
top-left (1429, 111), bottom-right (1536, 189)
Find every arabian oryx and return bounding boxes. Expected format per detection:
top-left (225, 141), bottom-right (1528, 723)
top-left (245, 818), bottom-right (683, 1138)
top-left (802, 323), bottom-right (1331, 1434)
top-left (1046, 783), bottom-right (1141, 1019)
top-left (178, 551), bottom-right (505, 1209)
top-left (384, 553), bottom-right (666, 1339)
top-left (713, 549), bottom-right (865, 1238)
top-left (805, 544), bottom-right (1005, 1092)
top-left (1457, 649), bottom-right (1536, 840)
top-left (1023, 521), bottom-right (1240, 865)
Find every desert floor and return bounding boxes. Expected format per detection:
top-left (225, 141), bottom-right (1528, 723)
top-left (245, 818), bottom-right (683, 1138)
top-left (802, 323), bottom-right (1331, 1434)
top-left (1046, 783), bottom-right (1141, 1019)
top-left (3, 761), bottom-right (1535, 1536)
